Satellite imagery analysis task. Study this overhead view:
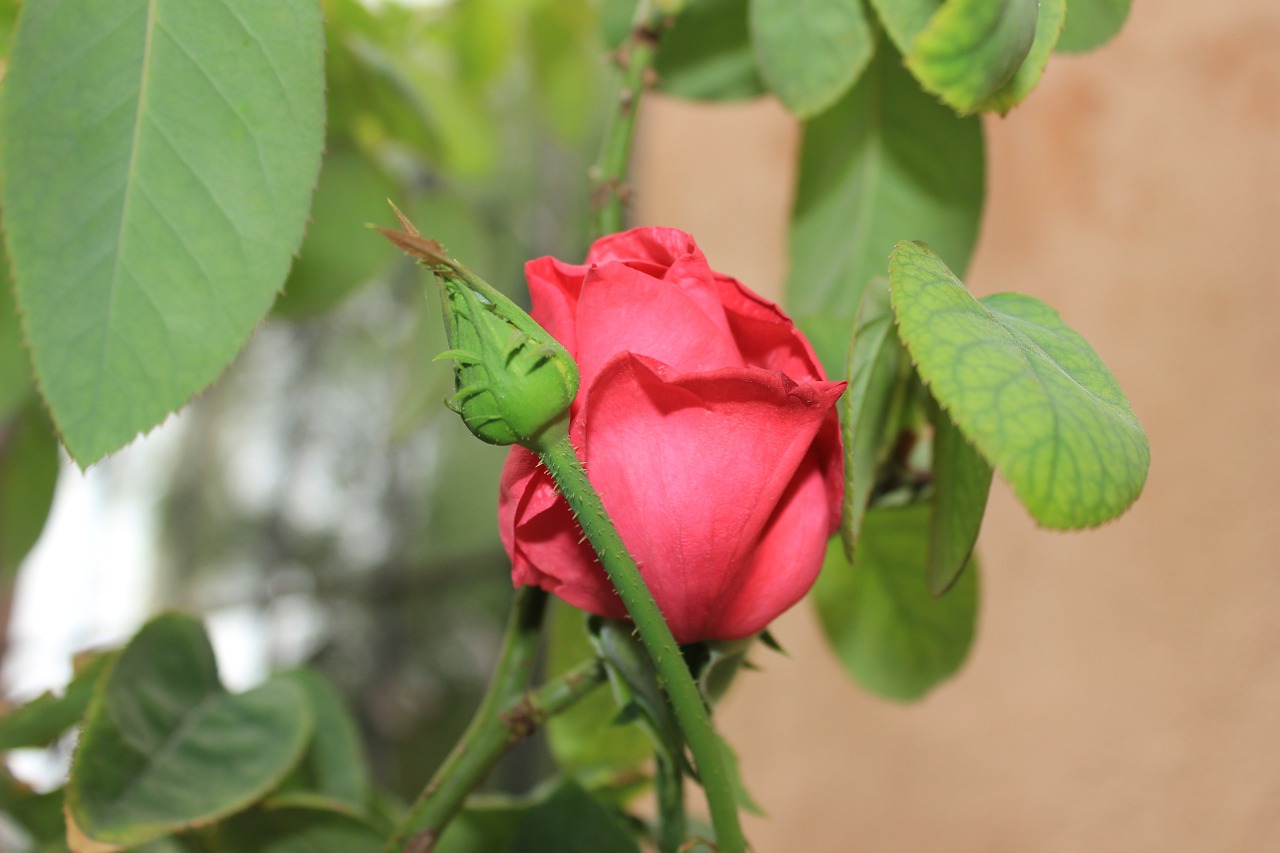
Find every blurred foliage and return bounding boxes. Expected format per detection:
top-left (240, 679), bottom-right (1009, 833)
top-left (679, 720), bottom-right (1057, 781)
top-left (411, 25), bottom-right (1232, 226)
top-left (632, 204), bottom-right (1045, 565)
top-left (149, 0), bottom-right (611, 807)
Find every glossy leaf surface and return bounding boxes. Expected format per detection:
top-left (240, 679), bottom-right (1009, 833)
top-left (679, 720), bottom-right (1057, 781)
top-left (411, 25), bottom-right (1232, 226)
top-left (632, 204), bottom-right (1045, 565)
top-left (889, 241), bottom-right (1149, 528)
top-left (655, 0), bottom-right (765, 100)
top-left (750, 0), bottom-right (873, 118)
top-left (1057, 0), bottom-right (1131, 53)
top-left (0, 0), bottom-right (325, 463)
top-left (978, 0), bottom-right (1066, 114)
top-left (813, 505), bottom-right (978, 701)
top-left (840, 277), bottom-right (904, 557)
top-left (927, 402), bottom-right (993, 594)
top-left (789, 42), bottom-right (983, 372)
top-left (905, 0), bottom-right (1038, 113)
top-left (0, 402), bottom-right (59, 578)
top-left (67, 614), bottom-right (312, 847)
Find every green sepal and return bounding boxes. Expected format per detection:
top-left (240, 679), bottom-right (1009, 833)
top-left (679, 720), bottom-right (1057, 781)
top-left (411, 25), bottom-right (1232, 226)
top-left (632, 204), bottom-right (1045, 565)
top-left (379, 208), bottom-right (579, 450)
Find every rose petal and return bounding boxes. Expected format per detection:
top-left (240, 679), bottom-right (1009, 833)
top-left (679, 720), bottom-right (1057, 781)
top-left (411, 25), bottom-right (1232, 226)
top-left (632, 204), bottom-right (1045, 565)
top-left (586, 227), bottom-right (702, 268)
top-left (581, 353), bottom-right (845, 642)
top-left (714, 449), bottom-right (832, 638)
top-left (714, 274), bottom-right (828, 383)
top-left (574, 261), bottom-right (745, 391)
top-left (498, 446), bottom-right (628, 620)
top-left (524, 256), bottom-right (588, 355)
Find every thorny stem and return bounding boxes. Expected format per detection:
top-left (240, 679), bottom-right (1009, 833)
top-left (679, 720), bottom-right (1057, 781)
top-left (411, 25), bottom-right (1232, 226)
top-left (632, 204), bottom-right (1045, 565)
top-left (385, 589), bottom-right (606, 852)
top-left (535, 430), bottom-right (747, 853)
top-left (590, 0), bottom-right (663, 240)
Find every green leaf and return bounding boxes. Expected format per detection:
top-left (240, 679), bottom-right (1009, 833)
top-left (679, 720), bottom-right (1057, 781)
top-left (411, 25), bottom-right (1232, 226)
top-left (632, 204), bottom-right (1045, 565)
top-left (1056, 0), bottom-right (1131, 53)
top-left (213, 805), bottom-right (385, 853)
top-left (434, 798), bottom-right (526, 853)
top-left (655, 0), bottom-right (765, 100)
top-left (0, 401), bottom-right (59, 579)
top-left (749, 0), bottom-right (874, 118)
top-left (0, 651), bottom-right (115, 750)
top-left (0, 243), bottom-right (33, 422)
top-left (545, 602), bottom-right (650, 779)
top-left (926, 401), bottom-right (992, 595)
top-left (436, 780), bottom-right (640, 853)
top-left (866, 0), bottom-right (939, 55)
top-left (812, 505), bottom-right (978, 701)
top-left (67, 613), bottom-right (312, 848)
top-left (905, 0), bottom-right (1038, 114)
top-left (588, 620), bottom-right (684, 768)
top-left (508, 780), bottom-right (640, 853)
top-left (840, 277), bottom-right (905, 557)
top-left (274, 146), bottom-right (398, 318)
top-left (277, 670), bottom-right (371, 812)
top-left (0, 771), bottom-right (65, 846)
top-left (888, 241), bottom-right (1150, 528)
top-left (0, 0), bottom-right (325, 464)
top-left (977, 0), bottom-right (1065, 114)
top-left (788, 40), bottom-right (983, 372)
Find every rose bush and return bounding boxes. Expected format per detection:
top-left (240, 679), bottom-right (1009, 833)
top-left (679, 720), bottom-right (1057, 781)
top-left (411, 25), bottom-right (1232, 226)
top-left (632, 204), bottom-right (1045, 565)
top-left (498, 228), bottom-right (846, 643)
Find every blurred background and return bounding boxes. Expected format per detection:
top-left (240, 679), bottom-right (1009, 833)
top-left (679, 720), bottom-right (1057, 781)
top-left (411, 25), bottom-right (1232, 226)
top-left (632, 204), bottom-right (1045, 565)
top-left (2, 0), bottom-right (1277, 850)
top-left (631, 1), bottom-right (1280, 850)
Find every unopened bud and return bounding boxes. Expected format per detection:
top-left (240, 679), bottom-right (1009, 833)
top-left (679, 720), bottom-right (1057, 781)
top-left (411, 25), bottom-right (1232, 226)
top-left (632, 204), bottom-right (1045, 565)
top-left (379, 207), bottom-right (578, 449)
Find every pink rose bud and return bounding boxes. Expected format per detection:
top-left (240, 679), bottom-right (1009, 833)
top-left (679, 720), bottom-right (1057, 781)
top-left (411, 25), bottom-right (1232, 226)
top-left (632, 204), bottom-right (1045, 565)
top-left (499, 228), bottom-right (846, 643)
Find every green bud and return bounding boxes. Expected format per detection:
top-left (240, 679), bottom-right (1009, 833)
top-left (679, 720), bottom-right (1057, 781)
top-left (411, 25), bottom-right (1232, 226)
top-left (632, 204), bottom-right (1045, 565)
top-left (436, 276), bottom-right (578, 447)
top-left (379, 208), bottom-right (578, 449)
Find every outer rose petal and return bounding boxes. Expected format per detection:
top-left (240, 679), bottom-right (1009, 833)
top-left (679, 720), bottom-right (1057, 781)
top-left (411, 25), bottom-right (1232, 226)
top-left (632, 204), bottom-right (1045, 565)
top-left (574, 261), bottom-right (744, 392)
top-left (524, 256), bottom-right (587, 355)
top-left (714, 274), bottom-right (827, 383)
top-left (498, 447), bottom-right (627, 621)
top-left (579, 353), bottom-right (845, 642)
top-left (713, 450), bottom-right (832, 638)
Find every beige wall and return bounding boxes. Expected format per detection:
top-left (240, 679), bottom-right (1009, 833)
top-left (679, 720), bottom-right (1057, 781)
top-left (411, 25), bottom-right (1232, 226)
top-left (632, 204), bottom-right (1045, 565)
top-left (633, 2), bottom-right (1280, 850)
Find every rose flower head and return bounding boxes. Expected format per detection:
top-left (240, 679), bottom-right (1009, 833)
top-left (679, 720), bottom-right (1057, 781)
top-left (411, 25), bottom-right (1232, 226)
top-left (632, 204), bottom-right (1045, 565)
top-left (499, 228), bottom-right (845, 644)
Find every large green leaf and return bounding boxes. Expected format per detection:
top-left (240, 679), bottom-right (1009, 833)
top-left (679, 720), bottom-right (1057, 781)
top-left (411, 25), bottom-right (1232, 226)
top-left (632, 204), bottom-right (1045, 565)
top-left (840, 277), bottom-right (905, 557)
top-left (0, 401), bottom-right (59, 579)
top-left (213, 805), bottom-right (384, 853)
top-left (0, 651), bottom-right (114, 750)
top-left (866, 0), bottom-right (940, 56)
top-left (0, 243), bottom-right (33, 421)
top-left (1056, 0), bottom-right (1131, 53)
top-left (813, 505), bottom-right (978, 701)
top-left (905, 0), bottom-right (1038, 114)
top-left (654, 0), bottom-right (765, 100)
top-left (0, 0), bottom-right (325, 464)
top-left (926, 401), bottom-right (992, 595)
top-left (889, 241), bottom-right (1149, 528)
top-left (788, 40), bottom-right (983, 372)
top-left (749, 0), bottom-right (874, 118)
top-left (434, 798), bottom-right (527, 853)
top-left (977, 0), bottom-right (1065, 114)
top-left (277, 670), bottom-right (371, 813)
top-left (67, 613), bottom-right (312, 848)
top-left (508, 780), bottom-right (639, 853)
top-left (436, 780), bottom-right (640, 853)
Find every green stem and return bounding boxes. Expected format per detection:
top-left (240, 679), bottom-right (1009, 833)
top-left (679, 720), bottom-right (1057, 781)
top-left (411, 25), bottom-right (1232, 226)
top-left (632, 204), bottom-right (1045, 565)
top-left (591, 1), bottom-right (663, 239)
top-left (655, 752), bottom-right (687, 853)
top-left (385, 588), bottom-right (572, 852)
top-left (535, 432), bottom-right (746, 853)
top-left (399, 655), bottom-right (609, 853)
